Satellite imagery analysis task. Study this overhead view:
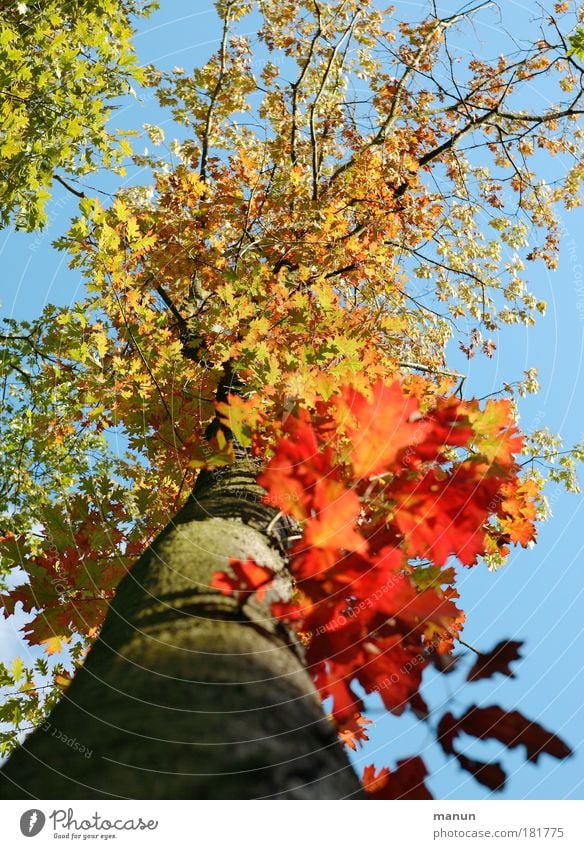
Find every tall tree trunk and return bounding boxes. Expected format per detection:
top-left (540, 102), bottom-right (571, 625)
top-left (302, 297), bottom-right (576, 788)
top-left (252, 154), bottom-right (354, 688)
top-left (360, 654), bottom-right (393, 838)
top-left (0, 459), bottom-right (362, 799)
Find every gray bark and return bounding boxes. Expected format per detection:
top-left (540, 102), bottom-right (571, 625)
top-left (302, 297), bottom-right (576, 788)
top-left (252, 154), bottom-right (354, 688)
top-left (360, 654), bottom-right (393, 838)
top-left (0, 459), bottom-right (362, 799)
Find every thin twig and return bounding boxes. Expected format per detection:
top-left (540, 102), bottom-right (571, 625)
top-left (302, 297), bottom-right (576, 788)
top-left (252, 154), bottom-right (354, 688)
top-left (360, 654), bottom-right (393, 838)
top-left (53, 174), bottom-right (85, 199)
top-left (398, 361), bottom-right (465, 380)
top-left (200, 3), bottom-right (233, 181)
top-left (457, 637), bottom-right (483, 656)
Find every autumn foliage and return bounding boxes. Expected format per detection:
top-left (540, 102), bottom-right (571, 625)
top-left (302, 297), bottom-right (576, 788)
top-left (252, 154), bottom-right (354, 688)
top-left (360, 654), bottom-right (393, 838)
top-left (211, 378), bottom-right (570, 797)
top-left (0, 0), bottom-right (581, 797)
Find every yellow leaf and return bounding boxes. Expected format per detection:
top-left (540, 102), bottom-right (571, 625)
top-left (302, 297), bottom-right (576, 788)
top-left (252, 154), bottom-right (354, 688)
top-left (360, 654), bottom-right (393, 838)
top-left (42, 635), bottom-right (71, 656)
top-left (11, 656), bottom-right (23, 682)
top-left (93, 330), bottom-right (108, 360)
top-left (113, 198), bottom-right (130, 221)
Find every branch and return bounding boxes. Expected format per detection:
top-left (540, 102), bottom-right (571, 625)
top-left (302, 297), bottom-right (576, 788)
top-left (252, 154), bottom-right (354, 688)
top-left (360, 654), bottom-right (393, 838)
top-left (328, 3), bottom-right (495, 186)
top-left (110, 284), bottom-right (185, 446)
top-left (398, 360), bottom-right (465, 380)
top-left (200, 3), bottom-right (233, 182)
top-left (408, 106), bottom-right (498, 178)
top-left (155, 285), bottom-right (187, 331)
top-left (309, 11), bottom-right (360, 199)
top-left (495, 104), bottom-right (584, 124)
top-left (457, 637), bottom-right (483, 656)
top-left (290, 5), bottom-right (322, 167)
top-left (53, 174), bottom-right (85, 199)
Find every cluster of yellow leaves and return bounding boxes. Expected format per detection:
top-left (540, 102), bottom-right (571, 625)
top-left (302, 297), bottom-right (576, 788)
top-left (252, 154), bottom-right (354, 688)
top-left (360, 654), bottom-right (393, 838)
top-left (0, 0), bottom-right (155, 230)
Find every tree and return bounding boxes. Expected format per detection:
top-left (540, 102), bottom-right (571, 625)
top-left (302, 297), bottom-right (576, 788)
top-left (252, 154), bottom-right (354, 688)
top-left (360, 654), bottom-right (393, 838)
top-left (0, 0), bottom-right (582, 799)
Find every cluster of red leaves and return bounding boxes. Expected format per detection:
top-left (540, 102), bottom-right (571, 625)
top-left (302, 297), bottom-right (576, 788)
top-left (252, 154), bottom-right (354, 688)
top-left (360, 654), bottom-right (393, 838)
top-left (213, 378), bottom-right (547, 797)
top-left (0, 506), bottom-right (153, 655)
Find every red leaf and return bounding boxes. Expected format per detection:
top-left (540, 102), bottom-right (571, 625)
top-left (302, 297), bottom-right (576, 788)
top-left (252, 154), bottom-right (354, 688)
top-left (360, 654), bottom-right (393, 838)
top-left (430, 650), bottom-right (460, 675)
top-left (467, 640), bottom-right (523, 682)
top-left (313, 663), bottom-right (363, 725)
top-left (362, 756), bottom-right (433, 799)
top-left (258, 411), bottom-right (335, 521)
top-left (437, 711), bottom-right (459, 755)
top-left (390, 463), bottom-right (503, 566)
top-left (356, 637), bottom-right (426, 716)
top-left (337, 712), bottom-right (372, 750)
top-left (303, 480), bottom-right (365, 552)
top-left (338, 381), bottom-right (428, 479)
top-left (362, 764), bottom-right (390, 794)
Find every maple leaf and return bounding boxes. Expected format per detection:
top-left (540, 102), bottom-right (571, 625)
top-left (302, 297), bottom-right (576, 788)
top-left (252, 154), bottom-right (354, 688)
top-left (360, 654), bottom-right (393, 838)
top-left (437, 710), bottom-right (461, 755)
top-left (467, 399), bottom-right (524, 467)
top-left (437, 706), bottom-right (572, 763)
top-left (22, 606), bottom-right (72, 646)
top-left (409, 691), bottom-right (430, 720)
top-left (1, 0), bottom-right (582, 798)
top-left (54, 672), bottom-right (73, 689)
top-left (42, 636), bottom-right (71, 656)
top-left (356, 636), bottom-right (426, 716)
top-left (467, 640), bottom-right (523, 682)
top-left (303, 479), bottom-right (365, 553)
top-left (258, 411), bottom-right (336, 521)
top-left (216, 394), bottom-right (265, 448)
top-left (362, 764), bottom-right (391, 795)
top-left (390, 464), bottom-right (504, 566)
top-left (362, 756), bottom-right (433, 799)
top-left (337, 380), bottom-right (428, 479)
top-left (423, 397), bottom-right (475, 453)
top-left (429, 650), bottom-right (460, 675)
top-left (497, 478), bottom-right (539, 547)
top-left (313, 663), bottom-right (364, 725)
top-left (337, 712), bottom-right (372, 750)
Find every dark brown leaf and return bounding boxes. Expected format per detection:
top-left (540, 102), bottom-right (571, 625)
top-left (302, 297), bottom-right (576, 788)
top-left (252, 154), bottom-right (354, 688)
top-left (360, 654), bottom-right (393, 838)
top-left (457, 753), bottom-right (506, 791)
top-left (410, 691), bottom-right (430, 720)
top-left (437, 710), bottom-right (458, 755)
top-left (438, 705), bottom-right (572, 764)
top-left (467, 640), bottom-right (523, 682)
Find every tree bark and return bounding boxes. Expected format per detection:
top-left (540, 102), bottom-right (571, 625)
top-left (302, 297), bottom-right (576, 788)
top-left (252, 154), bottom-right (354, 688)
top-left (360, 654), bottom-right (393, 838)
top-left (0, 459), bottom-right (363, 799)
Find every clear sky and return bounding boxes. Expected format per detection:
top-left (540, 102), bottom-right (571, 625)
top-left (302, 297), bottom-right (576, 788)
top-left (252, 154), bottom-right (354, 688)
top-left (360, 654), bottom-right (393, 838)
top-left (1, 0), bottom-right (583, 800)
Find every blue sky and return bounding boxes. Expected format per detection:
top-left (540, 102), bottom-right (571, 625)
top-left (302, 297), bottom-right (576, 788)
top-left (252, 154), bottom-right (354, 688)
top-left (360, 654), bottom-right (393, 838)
top-left (1, 0), bottom-right (583, 799)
